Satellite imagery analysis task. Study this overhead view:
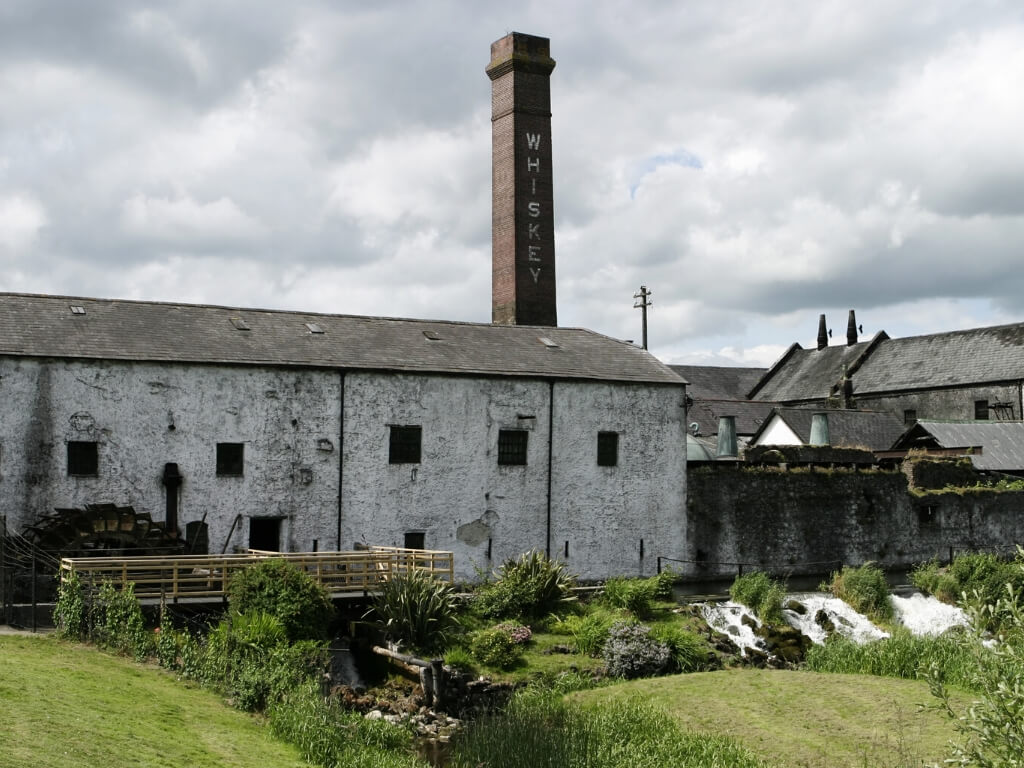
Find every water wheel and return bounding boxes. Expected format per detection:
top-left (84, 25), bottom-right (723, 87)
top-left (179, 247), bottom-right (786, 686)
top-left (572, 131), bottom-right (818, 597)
top-left (24, 503), bottom-right (187, 560)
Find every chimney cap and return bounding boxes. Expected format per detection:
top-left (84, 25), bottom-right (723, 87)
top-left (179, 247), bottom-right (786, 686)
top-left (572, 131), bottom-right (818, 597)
top-left (487, 32), bottom-right (555, 79)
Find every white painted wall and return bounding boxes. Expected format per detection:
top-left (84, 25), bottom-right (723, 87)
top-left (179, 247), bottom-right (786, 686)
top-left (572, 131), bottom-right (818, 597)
top-left (550, 381), bottom-right (687, 579)
top-left (0, 357), bottom-right (341, 553)
top-left (753, 416), bottom-right (803, 446)
top-left (1, 357), bottom-right (687, 581)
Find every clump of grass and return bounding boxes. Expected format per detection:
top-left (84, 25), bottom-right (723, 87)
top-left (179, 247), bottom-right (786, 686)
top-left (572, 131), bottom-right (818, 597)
top-left (601, 576), bottom-right (658, 618)
top-left (649, 624), bottom-right (712, 673)
top-left (267, 681), bottom-right (423, 768)
top-left (449, 688), bottom-right (773, 768)
top-left (910, 560), bottom-right (960, 603)
top-left (824, 562), bottom-right (893, 623)
top-left (550, 607), bottom-right (618, 656)
top-left (729, 571), bottom-right (786, 624)
top-left (805, 628), bottom-right (982, 691)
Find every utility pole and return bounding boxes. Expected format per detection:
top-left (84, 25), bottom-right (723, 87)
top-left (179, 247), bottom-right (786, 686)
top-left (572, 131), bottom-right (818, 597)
top-left (633, 285), bottom-right (652, 350)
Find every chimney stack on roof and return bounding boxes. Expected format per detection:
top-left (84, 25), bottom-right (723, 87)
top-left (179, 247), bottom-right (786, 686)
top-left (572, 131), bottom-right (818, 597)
top-left (817, 314), bottom-right (828, 350)
top-left (487, 32), bottom-right (558, 327)
top-left (847, 309), bottom-right (858, 346)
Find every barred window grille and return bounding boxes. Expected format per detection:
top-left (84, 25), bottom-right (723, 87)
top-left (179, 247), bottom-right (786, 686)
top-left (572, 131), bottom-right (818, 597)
top-left (497, 429), bottom-right (528, 465)
top-left (597, 431), bottom-right (619, 467)
top-left (389, 425), bottom-right (422, 464)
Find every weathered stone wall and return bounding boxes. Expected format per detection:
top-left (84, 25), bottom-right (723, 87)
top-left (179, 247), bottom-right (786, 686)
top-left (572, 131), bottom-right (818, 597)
top-left (342, 373), bottom-right (687, 581)
top-left (550, 381), bottom-right (686, 579)
top-left (1, 356), bottom-right (687, 582)
top-left (0, 357), bottom-right (342, 554)
top-left (903, 457), bottom-right (978, 490)
top-left (856, 383), bottom-right (1023, 421)
top-left (686, 465), bottom-right (1024, 580)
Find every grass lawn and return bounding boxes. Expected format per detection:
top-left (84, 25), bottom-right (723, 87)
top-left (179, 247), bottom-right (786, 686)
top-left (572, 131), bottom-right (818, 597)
top-left (0, 635), bottom-right (310, 768)
top-left (571, 669), bottom-right (971, 768)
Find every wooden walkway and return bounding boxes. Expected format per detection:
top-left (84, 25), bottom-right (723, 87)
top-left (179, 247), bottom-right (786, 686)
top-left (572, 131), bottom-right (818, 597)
top-left (59, 547), bottom-right (454, 602)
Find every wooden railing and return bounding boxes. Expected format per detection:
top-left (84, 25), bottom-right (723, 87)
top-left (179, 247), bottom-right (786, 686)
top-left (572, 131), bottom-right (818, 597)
top-left (59, 547), bottom-right (454, 601)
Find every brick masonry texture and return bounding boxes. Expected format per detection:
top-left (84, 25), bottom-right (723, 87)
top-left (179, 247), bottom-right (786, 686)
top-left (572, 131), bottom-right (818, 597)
top-left (488, 33), bottom-right (557, 326)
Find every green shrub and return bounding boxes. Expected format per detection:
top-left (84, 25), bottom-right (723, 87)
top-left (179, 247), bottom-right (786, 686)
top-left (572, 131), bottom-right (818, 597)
top-left (366, 568), bottom-right (461, 655)
top-left (470, 626), bottom-right (525, 670)
top-left (91, 581), bottom-right (154, 661)
top-left (202, 611), bottom-right (325, 711)
top-left (601, 577), bottom-right (657, 618)
top-left (602, 621), bottom-right (670, 679)
top-left (928, 553), bottom-right (1024, 766)
top-left (729, 571), bottom-right (786, 625)
top-left (652, 566), bottom-right (679, 600)
top-left (155, 612), bottom-right (182, 670)
top-left (179, 628), bottom-right (206, 681)
top-left (824, 562), bottom-right (893, 623)
top-left (53, 571), bottom-right (85, 640)
top-left (227, 558), bottom-right (334, 642)
top-left (474, 550), bottom-right (575, 620)
top-left (650, 624), bottom-right (710, 673)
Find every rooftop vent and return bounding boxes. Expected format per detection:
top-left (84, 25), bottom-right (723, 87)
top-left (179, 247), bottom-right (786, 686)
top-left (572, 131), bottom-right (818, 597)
top-left (229, 317), bottom-right (250, 331)
top-left (423, 330), bottom-right (442, 341)
top-left (69, 305), bottom-right (86, 315)
top-left (304, 322), bottom-right (325, 334)
top-left (538, 337), bottom-right (559, 348)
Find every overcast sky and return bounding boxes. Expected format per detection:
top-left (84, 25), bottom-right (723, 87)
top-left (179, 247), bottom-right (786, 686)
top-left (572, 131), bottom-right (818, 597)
top-left (2, 1), bottom-right (1023, 367)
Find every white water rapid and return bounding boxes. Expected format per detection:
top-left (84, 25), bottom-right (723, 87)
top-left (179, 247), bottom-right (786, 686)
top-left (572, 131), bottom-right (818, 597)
top-left (890, 592), bottom-right (970, 636)
top-left (701, 591), bottom-right (969, 656)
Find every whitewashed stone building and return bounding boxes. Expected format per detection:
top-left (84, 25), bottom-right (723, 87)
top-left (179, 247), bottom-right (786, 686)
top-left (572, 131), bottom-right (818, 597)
top-left (0, 294), bottom-right (686, 580)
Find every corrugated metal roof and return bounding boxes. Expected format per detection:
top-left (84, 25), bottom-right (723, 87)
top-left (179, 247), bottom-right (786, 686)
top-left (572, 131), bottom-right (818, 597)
top-left (899, 420), bottom-right (1024, 471)
top-left (0, 293), bottom-right (684, 385)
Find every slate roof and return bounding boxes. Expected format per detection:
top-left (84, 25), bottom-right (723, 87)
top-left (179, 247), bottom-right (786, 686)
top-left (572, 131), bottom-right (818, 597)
top-left (750, 408), bottom-right (906, 451)
top-left (748, 337), bottom-right (881, 402)
top-left (687, 398), bottom-right (776, 438)
top-left (751, 322), bottom-right (1024, 403)
top-left (670, 365), bottom-right (765, 401)
top-left (854, 323), bottom-right (1024, 393)
top-left (894, 420), bottom-right (1024, 471)
top-left (0, 293), bottom-right (684, 385)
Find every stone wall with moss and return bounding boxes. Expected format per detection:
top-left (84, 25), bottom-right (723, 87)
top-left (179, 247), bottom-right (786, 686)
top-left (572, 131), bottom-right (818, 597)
top-left (684, 464), bottom-right (1024, 581)
top-left (902, 456), bottom-right (979, 490)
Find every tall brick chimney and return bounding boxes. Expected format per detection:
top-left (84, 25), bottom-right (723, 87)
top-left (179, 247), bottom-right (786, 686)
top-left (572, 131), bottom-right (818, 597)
top-left (487, 32), bottom-right (557, 326)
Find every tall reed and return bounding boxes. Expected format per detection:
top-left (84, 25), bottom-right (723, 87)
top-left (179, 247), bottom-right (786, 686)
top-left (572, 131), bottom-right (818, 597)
top-left (449, 688), bottom-right (773, 768)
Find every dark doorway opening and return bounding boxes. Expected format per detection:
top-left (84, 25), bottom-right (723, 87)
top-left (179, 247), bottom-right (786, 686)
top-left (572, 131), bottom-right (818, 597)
top-left (249, 518), bottom-right (282, 552)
